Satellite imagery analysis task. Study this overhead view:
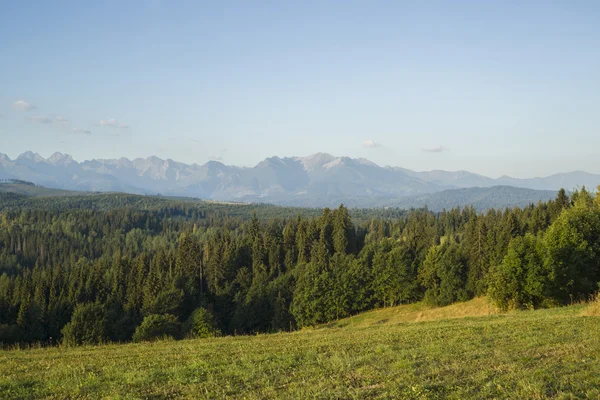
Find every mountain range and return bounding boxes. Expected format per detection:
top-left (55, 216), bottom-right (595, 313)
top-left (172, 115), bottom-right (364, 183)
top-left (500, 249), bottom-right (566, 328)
top-left (1, 151), bottom-right (598, 207)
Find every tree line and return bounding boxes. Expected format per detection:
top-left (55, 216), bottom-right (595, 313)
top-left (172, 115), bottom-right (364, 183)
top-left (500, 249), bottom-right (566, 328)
top-left (1, 187), bottom-right (599, 346)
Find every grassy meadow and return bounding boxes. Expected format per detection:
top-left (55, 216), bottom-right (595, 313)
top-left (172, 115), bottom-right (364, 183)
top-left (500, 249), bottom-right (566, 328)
top-left (2, 298), bottom-right (600, 399)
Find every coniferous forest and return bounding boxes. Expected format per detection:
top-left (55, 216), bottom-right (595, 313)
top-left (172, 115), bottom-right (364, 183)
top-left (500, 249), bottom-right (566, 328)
top-left (1, 187), bottom-right (599, 347)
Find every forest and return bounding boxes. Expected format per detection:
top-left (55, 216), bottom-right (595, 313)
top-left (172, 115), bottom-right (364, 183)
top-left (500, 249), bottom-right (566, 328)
top-left (1, 186), bottom-right (599, 347)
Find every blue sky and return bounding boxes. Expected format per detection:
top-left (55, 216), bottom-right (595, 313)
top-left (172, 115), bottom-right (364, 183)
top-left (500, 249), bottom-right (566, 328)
top-left (1, 1), bottom-right (599, 177)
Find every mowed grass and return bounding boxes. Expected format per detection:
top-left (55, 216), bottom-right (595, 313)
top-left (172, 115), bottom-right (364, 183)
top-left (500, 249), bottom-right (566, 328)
top-left (322, 296), bottom-right (497, 328)
top-left (2, 299), bottom-right (600, 399)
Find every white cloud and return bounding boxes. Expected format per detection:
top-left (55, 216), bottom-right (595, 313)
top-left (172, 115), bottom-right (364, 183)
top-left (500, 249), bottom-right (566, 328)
top-left (13, 100), bottom-right (37, 112)
top-left (362, 140), bottom-right (382, 148)
top-left (27, 116), bottom-right (54, 124)
top-left (209, 155), bottom-right (224, 162)
top-left (422, 146), bottom-right (450, 153)
top-left (97, 119), bottom-right (130, 129)
top-left (70, 127), bottom-right (92, 135)
top-left (27, 115), bottom-right (90, 134)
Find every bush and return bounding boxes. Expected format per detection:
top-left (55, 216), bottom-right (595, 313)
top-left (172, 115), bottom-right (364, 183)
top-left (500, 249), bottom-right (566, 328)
top-left (185, 307), bottom-right (219, 338)
top-left (61, 303), bottom-right (107, 346)
top-left (132, 314), bottom-right (181, 342)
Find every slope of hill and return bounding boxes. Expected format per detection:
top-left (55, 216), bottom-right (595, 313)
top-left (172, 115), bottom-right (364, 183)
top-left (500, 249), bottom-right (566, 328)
top-left (394, 185), bottom-right (559, 211)
top-left (321, 296), bottom-right (497, 328)
top-left (1, 300), bottom-right (598, 399)
top-left (0, 187), bottom-right (410, 224)
top-left (1, 151), bottom-right (598, 207)
top-left (274, 186), bottom-right (560, 211)
top-left (0, 181), bottom-right (87, 197)
top-left (0, 181), bottom-right (560, 212)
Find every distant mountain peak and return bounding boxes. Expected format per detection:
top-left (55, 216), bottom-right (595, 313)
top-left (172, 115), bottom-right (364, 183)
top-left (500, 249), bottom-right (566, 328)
top-left (204, 160), bottom-right (227, 168)
top-left (256, 156), bottom-right (287, 168)
top-left (356, 158), bottom-right (379, 167)
top-left (47, 152), bottom-right (74, 165)
top-left (17, 151), bottom-right (44, 162)
top-left (146, 155), bottom-right (165, 164)
top-left (295, 152), bottom-right (337, 170)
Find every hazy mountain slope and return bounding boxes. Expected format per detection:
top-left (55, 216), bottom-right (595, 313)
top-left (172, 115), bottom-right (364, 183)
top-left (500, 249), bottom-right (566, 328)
top-left (0, 151), bottom-right (597, 207)
top-left (390, 167), bottom-right (495, 188)
top-left (393, 186), bottom-right (559, 211)
top-left (0, 152), bottom-right (148, 194)
top-left (394, 167), bottom-right (600, 191)
top-left (273, 186), bottom-right (559, 211)
top-left (496, 172), bottom-right (600, 191)
top-left (0, 152), bottom-right (445, 201)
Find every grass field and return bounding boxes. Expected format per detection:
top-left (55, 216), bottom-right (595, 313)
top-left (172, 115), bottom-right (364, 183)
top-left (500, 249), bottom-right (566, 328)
top-left (2, 298), bottom-right (599, 399)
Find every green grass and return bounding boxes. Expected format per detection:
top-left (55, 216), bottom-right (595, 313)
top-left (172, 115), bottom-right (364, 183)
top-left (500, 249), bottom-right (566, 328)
top-left (2, 300), bottom-right (600, 399)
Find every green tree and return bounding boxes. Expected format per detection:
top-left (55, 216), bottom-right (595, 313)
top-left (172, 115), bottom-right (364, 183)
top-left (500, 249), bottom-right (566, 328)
top-left (142, 288), bottom-right (184, 316)
top-left (175, 233), bottom-right (203, 305)
top-left (333, 204), bottom-right (354, 254)
top-left (488, 234), bottom-right (548, 311)
top-left (544, 197), bottom-right (600, 303)
top-left (371, 241), bottom-right (419, 307)
top-left (465, 217), bottom-right (490, 296)
top-left (16, 297), bottom-right (45, 342)
top-left (419, 243), bottom-right (469, 306)
top-left (291, 262), bottom-right (328, 327)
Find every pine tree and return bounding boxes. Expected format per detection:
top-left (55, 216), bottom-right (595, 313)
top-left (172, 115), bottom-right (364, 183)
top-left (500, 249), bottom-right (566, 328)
top-left (283, 218), bottom-right (298, 270)
top-left (465, 217), bottom-right (489, 296)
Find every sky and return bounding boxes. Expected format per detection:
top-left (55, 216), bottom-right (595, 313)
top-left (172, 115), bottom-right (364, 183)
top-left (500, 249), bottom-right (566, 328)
top-left (1, 1), bottom-right (599, 178)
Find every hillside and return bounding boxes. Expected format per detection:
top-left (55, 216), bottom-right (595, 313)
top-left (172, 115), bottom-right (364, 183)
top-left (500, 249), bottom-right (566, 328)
top-left (0, 181), bottom-right (87, 197)
top-left (277, 185), bottom-right (560, 211)
top-left (393, 185), bottom-right (559, 211)
top-left (1, 151), bottom-right (598, 207)
top-left (0, 181), bottom-right (561, 212)
top-left (0, 188), bottom-right (409, 224)
top-left (1, 300), bottom-right (599, 399)
top-left (321, 296), bottom-right (497, 328)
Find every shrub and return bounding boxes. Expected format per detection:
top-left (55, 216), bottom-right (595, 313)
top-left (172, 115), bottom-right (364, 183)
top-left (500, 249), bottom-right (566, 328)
top-left (185, 307), bottom-right (219, 338)
top-left (132, 314), bottom-right (181, 342)
top-left (61, 302), bottom-right (107, 346)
